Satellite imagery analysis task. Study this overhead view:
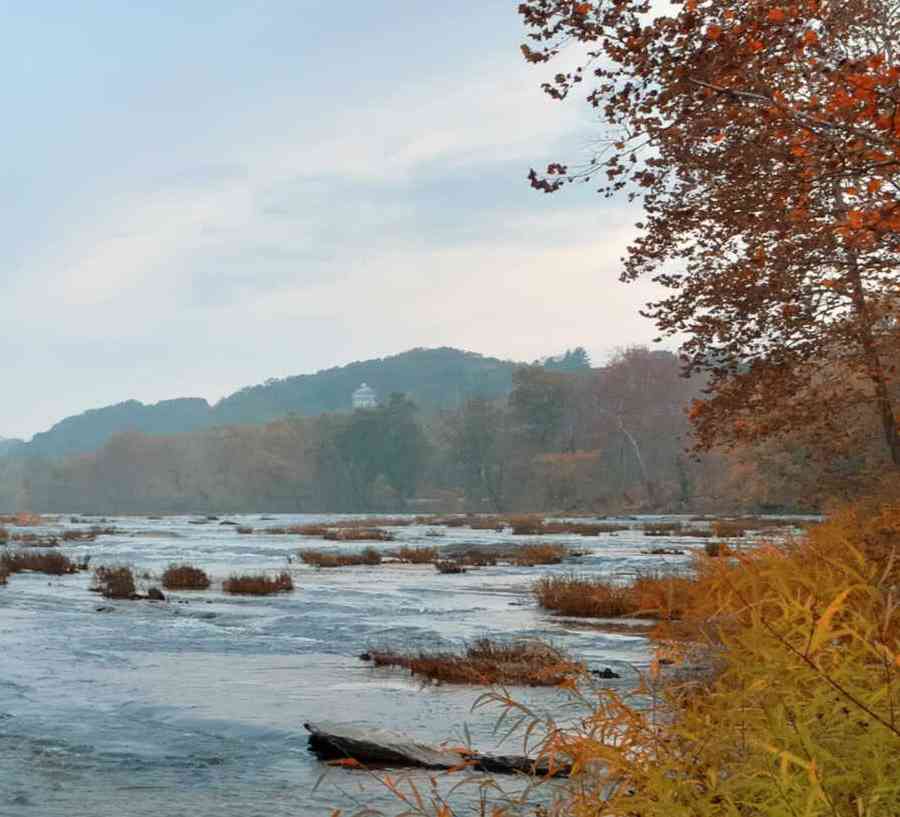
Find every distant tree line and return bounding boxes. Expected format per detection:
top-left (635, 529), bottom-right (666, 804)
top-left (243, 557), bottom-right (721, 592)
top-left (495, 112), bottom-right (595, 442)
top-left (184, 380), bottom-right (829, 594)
top-left (0, 347), bottom-right (889, 514)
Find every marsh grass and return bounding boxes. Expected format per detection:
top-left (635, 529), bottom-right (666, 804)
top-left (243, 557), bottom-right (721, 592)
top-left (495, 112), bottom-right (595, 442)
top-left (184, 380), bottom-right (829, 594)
top-left (93, 566), bottom-right (137, 599)
top-left (434, 560), bottom-right (466, 574)
top-left (323, 528), bottom-right (394, 542)
top-left (393, 545), bottom-right (438, 563)
top-left (222, 571), bottom-right (294, 595)
top-left (299, 548), bottom-right (382, 568)
top-left (161, 563), bottom-right (211, 590)
top-left (367, 638), bottom-right (583, 686)
top-left (534, 572), bottom-right (693, 620)
top-left (511, 543), bottom-right (570, 566)
top-left (1, 550), bottom-right (82, 576)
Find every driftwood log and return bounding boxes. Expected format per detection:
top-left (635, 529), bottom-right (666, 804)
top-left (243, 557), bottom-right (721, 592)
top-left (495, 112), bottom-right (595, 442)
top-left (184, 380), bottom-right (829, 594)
top-left (305, 721), bottom-right (570, 777)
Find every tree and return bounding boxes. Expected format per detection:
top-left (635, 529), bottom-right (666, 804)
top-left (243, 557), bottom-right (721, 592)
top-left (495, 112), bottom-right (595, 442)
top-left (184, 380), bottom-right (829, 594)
top-left (519, 0), bottom-right (900, 465)
top-left (543, 346), bottom-right (592, 371)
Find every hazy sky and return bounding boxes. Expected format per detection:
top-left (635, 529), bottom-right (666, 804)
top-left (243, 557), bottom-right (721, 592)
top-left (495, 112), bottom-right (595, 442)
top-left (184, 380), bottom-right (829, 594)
top-left (2, 1), bottom-right (667, 439)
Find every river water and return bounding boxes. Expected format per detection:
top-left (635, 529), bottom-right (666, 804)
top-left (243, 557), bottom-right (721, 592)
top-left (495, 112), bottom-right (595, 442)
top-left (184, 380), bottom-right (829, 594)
top-left (0, 514), bottom-right (803, 816)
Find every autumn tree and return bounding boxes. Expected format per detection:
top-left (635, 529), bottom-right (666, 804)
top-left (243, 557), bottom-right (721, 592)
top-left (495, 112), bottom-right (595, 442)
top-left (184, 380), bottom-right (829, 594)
top-left (520, 0), bottom-right (900, 465)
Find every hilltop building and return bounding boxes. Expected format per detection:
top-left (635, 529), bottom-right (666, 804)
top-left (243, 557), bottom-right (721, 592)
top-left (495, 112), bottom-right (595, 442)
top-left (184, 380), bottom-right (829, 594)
top-left (352, 382), bottom-right (377, 409)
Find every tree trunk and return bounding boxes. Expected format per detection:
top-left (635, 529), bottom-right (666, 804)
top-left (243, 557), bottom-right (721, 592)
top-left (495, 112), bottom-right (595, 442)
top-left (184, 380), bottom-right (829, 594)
top-left (845, 249), bottom-right (900, 467)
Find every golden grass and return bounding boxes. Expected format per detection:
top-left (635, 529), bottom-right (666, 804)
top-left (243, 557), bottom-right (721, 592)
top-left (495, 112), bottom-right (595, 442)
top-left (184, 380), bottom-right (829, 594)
top-left (367, 638), bottom-right (583, 686)
top-left (161, 563), bottom-right (211, 590)
top-left (222, 571), bottom-right (294, 595)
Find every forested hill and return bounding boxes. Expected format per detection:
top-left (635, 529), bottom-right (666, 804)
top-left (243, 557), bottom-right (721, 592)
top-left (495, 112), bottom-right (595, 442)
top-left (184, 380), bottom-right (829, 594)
top-left (24, 348), bottom-right (521, 458)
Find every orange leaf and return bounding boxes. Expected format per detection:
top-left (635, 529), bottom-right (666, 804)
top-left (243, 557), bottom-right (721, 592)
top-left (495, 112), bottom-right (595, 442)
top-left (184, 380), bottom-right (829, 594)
top-left (707, 24), bottom-right (723, 40)
top-left (868, 179), bottom-right (883, 194)
top-left (327, 758), bottom-right (363, 768)
top-left (802, 30), bottom-right (819, 46)
top-left (767, 8), bottom-right (786, 22)
top-left (574, 2), bottom-right (592, 15)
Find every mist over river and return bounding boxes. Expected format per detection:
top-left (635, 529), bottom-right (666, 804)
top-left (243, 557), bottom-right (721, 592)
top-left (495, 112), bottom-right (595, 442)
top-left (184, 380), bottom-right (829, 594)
top-left (0, 514), bottom-right (805, 816)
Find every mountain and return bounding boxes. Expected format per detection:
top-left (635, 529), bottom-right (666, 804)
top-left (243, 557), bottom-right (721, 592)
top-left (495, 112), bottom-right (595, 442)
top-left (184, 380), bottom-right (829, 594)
top-left (0, 437), bottom-right (25, 456)
top-left (22, 348), bottom-right (521, 459)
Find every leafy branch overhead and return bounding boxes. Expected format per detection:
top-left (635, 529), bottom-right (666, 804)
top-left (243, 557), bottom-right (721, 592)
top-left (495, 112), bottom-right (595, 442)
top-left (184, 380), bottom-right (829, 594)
top-left (519, 0), bottom-right (900, 465)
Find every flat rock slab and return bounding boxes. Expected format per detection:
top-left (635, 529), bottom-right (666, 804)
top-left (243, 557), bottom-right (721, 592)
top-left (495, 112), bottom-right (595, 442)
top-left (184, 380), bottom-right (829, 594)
top-left (305, 721), bottom-right (569, 777)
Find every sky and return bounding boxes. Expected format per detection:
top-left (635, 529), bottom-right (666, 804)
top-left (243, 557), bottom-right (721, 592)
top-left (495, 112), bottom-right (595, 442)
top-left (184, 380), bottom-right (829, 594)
top-left (1, 0), bottom-right (668, 440)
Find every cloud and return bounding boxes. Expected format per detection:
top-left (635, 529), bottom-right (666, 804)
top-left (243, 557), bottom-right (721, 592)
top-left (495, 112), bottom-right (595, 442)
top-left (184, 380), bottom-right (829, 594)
top-left (0, 2), bottom-right (668, 438)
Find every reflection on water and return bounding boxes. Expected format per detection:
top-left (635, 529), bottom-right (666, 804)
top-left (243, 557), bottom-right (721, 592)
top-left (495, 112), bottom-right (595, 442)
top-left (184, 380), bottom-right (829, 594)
top-left (0, 514), bottom-right (804, 816)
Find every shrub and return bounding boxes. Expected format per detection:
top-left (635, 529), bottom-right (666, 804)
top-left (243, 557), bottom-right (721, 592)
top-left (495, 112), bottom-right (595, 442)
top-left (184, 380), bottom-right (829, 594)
top-left (395, 545), bottom-right (438, 563)
top-left (367, 638), bottom-right (582, 686)
top-left (222, 571), bottom-right (294, 595)
top-left (704, 540), bottom-right (727, 557)
top-left (93, 566), bottom-right (136, 599)
top-left (0, 565), bottom-right (8, 585)
top-left (161, 563), bottom-right (211, 590)
top-left (1, 550), bottom-right (80, 576)
top-left (507, 501), bottom-right (900, 817)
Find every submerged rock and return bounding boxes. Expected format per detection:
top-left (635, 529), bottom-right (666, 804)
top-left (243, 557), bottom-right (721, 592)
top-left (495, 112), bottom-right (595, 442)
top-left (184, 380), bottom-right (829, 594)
top-left (591, 667), bottom-right (621, 679)
top-left (305, 721), bottom-right (570, 777)
top-left (147, 587), bottom-right (166, 601)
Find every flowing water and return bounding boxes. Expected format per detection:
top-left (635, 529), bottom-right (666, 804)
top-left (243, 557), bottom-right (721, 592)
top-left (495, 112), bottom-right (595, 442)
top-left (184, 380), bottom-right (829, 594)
top-left (0, 514), bottom-right (808, 816)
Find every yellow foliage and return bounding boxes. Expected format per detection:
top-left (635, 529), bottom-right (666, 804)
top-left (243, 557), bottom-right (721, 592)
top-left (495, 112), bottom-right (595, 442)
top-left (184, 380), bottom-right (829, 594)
top-left (519, 501), bottom-right (900, 816)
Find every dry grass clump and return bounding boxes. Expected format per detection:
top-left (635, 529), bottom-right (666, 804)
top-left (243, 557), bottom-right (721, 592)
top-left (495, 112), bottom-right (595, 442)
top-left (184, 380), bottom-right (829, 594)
top-left (93, 566), bottom-right (137, 599)
top-left (367, 638), bottom-right (583, 686)
top-left (222, 571), bottom-right (294, 595)
top-left (299, 548), bottom-right (382, 568)
top-left (0, 527), bottom-right (7, 543)
top-left (642, 522), bottom-right (685, 536)
top-left (444, 547), bottom-right (501, 567)
top-left (434, 560), bottom-right (467, 574)
top-left (416, 515), bottom-right (468, 527)
top-left (289, 524), bottom-right (330, 536)
top-left (394, 545), bottom-right (438, 563)
top-left (161, 563), bottom-right (211, 590)
top-left (8, 532), bottom-right (60, 547)
top-left (534, 575), bottom-right (638, 618)
top-left (324, 528), bottom-right (394, 542)
top-left (0, 565), bottom-right (8, 585)
top-left (0, 513), bottom-right (43, 526)
top-left (534, 573), bottom-right (693, 620)
top-left (711, 520), bottom-right (750, 538)
top-left (1, 550), bottom-right (81, 576)
top-left (508, 515), bottom-right (547, 535)
top-left (704, 540), bottom-right (729, 557)
top-left (340, 517), bottom-right (416, 528)
top-left (511, 543), bottom-right (570, 566)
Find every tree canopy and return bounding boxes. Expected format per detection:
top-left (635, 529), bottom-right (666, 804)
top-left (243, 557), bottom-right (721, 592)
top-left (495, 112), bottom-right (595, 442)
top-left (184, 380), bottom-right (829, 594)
top-left (520, 0), bottom-right (900, 464)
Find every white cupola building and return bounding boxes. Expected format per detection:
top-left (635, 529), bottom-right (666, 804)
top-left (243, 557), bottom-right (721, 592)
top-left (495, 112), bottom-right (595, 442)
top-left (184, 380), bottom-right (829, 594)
top-left (352, 382), bottom-right (377, 409)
